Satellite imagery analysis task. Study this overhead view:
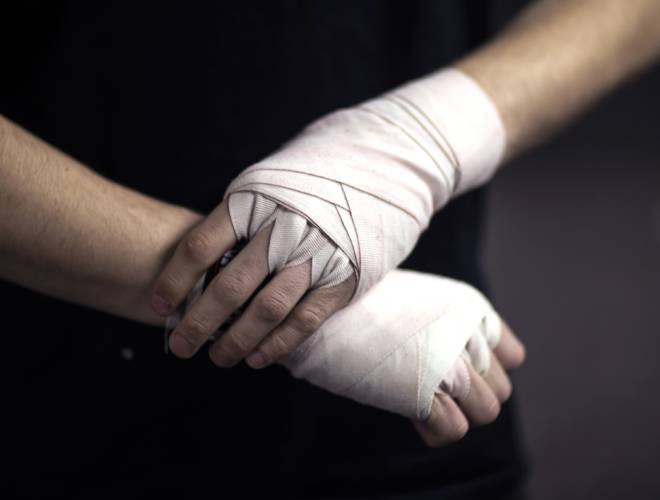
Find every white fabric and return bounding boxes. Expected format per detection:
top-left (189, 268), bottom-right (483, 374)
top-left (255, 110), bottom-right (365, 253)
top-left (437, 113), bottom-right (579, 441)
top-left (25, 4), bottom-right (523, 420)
top-left (224, 68), bottom-right (506, 295)
top-left (167, 69), bottom-right (506, 419)
top-left (165, 269), bottom-right (500, 419)
top-left (281, 269), bottom-right (501, 420)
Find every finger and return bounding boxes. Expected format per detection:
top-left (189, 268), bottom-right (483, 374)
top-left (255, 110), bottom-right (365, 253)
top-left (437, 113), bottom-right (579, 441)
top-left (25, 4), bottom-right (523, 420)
top-left (455, 361), bottom-right (501, 426)
top-left (411, 394), bottom-right (469, 447)
top-left (439, 356), bottom-right (471, 401)
top-left (465, 327), bottom-right (492, 376)
top-left (493, 320), bottom-right (526, 371)
top-left (208, 260), bottom-right (311, 367)
top-left (167, 223), bottom-right (272, 359)
top-left (245, 273), bottom-right (357, 369)
top-left (151, 199), bottom-right (237, 317)
top-left (482, 354), bottom-right (512, 403)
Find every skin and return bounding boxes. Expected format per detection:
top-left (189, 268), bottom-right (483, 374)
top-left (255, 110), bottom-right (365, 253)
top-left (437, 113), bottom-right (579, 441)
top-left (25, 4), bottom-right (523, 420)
top-left (0, 116), bottom-right (201, 326)
top-left (0, 114), bottom-right (523, 444)
top-left (415, 323), bottom-right (525, 446)
top-left (0, 0), bottom-right (659, 442)
top-left (456, 0), bottom-right (660, 160)
top-left (151, 0), bottom-right (660, 370)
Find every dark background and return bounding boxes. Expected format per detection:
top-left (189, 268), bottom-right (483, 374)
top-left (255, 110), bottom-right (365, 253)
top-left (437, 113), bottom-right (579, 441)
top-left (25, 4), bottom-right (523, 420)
top-left (485, 2), bottom-right (660, 498)
top-left (2, 2), bottom-right (658, 498)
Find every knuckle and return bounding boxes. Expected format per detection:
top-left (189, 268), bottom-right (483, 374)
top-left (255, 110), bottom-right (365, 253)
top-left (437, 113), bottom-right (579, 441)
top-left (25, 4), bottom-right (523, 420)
top-left (243, 246), bottom-right (267, 271)
top-left (180, 315), bottom-right (209, 344)
top-left (222, 330), bottom-right (251, 357)
top-left (480, 398), bottom-right (501, 425)
top-left (185, 230), bottom-right (214, 266)
top-left (264, 334), bottom-right (292, 359)
top-left (212, 268), bottom-right (249, 305)
top-left (294, 307), bottom-right (324, 334)
top-left (254, 292), bottom-right (291, 323)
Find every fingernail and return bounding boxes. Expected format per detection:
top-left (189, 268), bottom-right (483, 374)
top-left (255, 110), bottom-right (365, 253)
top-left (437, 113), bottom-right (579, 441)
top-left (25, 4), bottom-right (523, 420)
top-left (246, 352), bottom-right (267, 369)
top-left (151, 294), bottom-right (172, 316)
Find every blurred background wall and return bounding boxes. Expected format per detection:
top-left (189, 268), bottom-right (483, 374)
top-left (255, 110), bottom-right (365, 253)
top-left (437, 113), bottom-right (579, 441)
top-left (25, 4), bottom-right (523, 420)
top-left (486, 2), bottom-right (660, 498)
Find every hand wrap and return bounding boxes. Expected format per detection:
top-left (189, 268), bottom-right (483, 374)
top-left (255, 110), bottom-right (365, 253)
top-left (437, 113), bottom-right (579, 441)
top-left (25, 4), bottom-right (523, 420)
top-left (223, 68), bottom-right (505, 297)
top-left (281, 269), bottom-right (501, 420)
top-left (167, 69), bottom-right (506, 419)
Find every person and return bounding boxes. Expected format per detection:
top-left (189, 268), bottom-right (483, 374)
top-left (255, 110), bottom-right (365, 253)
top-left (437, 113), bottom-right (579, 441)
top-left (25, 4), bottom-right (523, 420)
top-left (2, 1), bottom-right (659, 498)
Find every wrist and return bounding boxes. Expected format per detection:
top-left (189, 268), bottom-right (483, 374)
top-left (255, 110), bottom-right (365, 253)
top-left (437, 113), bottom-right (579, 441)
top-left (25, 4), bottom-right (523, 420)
top-left (358, 67), bottom-right (506, 202)
top-left (116, 202), bottom-right (203, 326)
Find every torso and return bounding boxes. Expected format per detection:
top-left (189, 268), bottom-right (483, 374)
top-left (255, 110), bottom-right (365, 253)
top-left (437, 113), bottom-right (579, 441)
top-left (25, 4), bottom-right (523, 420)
top-left (3, 2), bottom-right (526, 497)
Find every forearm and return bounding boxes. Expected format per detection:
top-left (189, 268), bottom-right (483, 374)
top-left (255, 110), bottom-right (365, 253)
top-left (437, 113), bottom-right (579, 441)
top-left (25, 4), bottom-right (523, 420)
top-left (0, 115), bottom-right (202, 326)
top-left (456, 0), bottom-right (660, 160)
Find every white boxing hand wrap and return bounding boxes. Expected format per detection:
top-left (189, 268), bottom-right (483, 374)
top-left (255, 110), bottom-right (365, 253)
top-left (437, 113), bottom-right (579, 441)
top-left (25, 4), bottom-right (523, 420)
top-left (228, 192), bottom-right (354, 289)
top-left (224, 68), bottom-right (505, 295)
top-left (167, 68), bottom-right (506, 419)
top-left (166, 265), bottom-right (501, 419)
top-left (281, 269), bottom-right (501, 420)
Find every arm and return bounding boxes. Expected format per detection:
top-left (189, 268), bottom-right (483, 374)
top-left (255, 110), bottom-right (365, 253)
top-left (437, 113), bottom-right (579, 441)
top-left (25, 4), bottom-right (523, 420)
top-left (0, 114), bottom-right (526, 447)
top-left (0, 115), bottom-right (202, 326)
top-left (457, 0), bottom-right (660, 160)
top-left (152, 0), bottom-right (660, 369)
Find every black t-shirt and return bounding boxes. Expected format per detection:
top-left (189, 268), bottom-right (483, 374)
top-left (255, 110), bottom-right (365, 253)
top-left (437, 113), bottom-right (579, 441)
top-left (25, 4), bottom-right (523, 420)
top-left (3, 2), bottom-right (527, 498)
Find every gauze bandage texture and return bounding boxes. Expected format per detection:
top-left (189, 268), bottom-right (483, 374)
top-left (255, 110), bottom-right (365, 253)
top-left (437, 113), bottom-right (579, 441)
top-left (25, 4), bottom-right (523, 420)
top-left (224, 68), bottom-right (505, 296)
top-left (281, 269), bottom-right (501, 420)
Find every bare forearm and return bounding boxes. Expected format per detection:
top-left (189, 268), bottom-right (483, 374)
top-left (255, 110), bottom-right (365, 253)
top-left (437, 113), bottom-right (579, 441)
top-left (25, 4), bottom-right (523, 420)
top-left (456, 0), bottom-right (660, 160)
top-left (0, 115), bottom-right (202, 326)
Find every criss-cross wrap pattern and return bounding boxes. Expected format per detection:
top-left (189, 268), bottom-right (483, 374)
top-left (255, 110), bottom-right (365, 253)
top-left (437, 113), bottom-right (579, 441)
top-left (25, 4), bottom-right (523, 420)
top-left (166, 69), bottom-right (506, 418)
top-left (222, 69), bottom-right (505, 297)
